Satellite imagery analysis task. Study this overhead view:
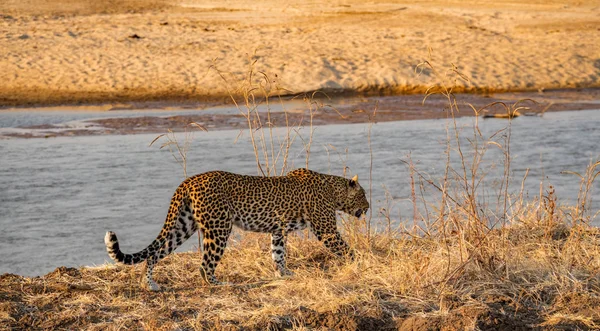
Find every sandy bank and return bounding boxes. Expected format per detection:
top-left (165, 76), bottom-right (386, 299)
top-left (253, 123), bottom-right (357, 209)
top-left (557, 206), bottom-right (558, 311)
top-left (1, 0), bottom-right (599, 107)
top-left (2, 88), bottom-right (599, 139)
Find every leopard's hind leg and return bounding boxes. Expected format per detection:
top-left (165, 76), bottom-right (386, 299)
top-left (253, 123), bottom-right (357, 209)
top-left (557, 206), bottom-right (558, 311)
top-left (195, 208), bottom-right (233, 285)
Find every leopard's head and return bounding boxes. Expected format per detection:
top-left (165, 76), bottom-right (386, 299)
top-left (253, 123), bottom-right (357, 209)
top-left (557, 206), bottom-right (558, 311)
top-left (339, 174), bottom-right (369, 218)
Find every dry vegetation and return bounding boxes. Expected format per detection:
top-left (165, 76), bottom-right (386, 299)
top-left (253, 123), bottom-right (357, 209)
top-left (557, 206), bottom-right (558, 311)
top-left (2, 62), bottom-right (599, 330)
top-left (1, 204), bottom-right (599, 330)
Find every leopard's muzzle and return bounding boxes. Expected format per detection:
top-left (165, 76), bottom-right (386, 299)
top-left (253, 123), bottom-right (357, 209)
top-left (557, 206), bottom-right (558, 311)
top-left (354, 209), bottom-right (366, 218)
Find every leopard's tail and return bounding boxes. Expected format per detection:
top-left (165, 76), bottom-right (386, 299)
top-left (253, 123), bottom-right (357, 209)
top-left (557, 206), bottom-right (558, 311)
top-left (104, 184), bottom-right (192, 265)
top-left (104, 230), bottom-right (165, 265)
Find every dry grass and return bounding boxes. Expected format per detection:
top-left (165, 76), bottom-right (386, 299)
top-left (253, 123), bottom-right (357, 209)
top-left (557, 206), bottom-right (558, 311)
top-left (1, 204), bottom-right (599, 330)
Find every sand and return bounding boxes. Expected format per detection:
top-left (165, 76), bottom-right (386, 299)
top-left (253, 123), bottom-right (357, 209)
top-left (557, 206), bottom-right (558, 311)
top-left (1, 0), bottom-right (599, 108)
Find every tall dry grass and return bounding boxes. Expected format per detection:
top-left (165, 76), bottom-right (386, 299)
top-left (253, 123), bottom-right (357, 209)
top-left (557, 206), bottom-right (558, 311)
top-left (2, 203), bottom-right (599, 329)
top-left (209, 54), bottom-right (351, 177)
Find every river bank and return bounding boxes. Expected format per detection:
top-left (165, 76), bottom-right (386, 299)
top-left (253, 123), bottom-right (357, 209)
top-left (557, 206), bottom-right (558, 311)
top-left (2, 88), bottom-right (599, 139)
top-left (2, 218), bottom-right (599, 330)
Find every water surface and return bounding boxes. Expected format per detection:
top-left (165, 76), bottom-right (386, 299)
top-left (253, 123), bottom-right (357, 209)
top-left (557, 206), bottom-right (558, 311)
top-left (1, 109), bottom-right (598, 276)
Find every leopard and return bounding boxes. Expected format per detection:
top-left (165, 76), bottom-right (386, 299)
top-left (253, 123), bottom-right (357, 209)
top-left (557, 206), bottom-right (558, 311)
top-left (104, 168), bottom-right (369, 291)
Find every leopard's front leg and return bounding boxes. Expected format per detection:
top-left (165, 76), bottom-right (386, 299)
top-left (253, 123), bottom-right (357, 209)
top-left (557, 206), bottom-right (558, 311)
top-left (314, 228), bottom-right (353, 258)
top-left (271, 231), bottom-right (294, 276)
top-left (309, 211), bottom-right (354, 259)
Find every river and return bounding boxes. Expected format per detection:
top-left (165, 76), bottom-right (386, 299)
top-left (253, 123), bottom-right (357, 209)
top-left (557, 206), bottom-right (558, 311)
top-left (0, 107), bottom-right (598, 276)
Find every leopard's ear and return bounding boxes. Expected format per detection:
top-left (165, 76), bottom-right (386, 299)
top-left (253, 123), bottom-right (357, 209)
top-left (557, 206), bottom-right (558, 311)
top-left (349, 174), bottom-right (359, 188)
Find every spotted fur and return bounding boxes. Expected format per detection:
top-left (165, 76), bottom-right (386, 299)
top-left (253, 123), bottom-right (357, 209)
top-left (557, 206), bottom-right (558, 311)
top-left (104, 168), bottom-right (369, 290)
